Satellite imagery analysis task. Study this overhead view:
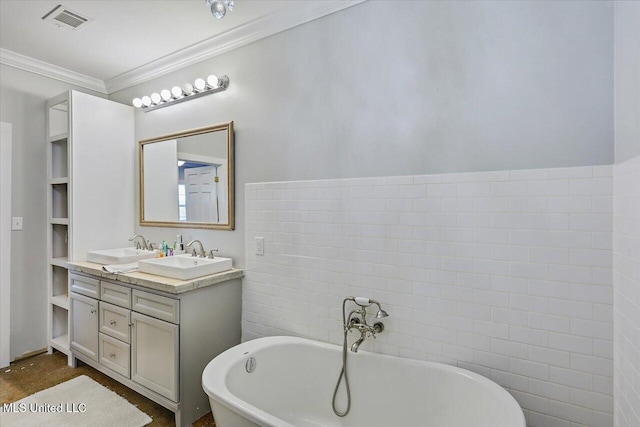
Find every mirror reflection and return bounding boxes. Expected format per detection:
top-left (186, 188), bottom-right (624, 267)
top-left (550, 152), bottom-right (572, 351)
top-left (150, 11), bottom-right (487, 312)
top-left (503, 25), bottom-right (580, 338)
top-left (139, 122), bottom-right (234, 230)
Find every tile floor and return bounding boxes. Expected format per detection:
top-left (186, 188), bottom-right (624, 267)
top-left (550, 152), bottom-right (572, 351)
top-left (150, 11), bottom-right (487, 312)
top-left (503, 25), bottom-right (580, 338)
top-left (0, 351), bottom-right (215, 427)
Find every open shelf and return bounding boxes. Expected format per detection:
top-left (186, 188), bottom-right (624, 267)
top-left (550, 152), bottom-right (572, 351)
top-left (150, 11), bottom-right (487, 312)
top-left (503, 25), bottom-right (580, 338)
top-left (48, 177), bottom-right (69, 185)
top-left (51, 305), bottom-right (69, 352)
top-left (50, 139), bottom-right (68, 179)
top-left (51, 224), bottom-right (69, 259)
top-left (50, 334), bottom-right (69, 353)
top-left (52, 264), bottom-right (68, 296)
top-left (48, 100), bottom-right (68, 138)
top-left (51, 183), bottom-right (68, 219)
top-left (51, 295), bottom-right (69, 310)
top-left (50, 257), bottom-right (69, 268)
top-left (49, 132), bottom-right (68, 143)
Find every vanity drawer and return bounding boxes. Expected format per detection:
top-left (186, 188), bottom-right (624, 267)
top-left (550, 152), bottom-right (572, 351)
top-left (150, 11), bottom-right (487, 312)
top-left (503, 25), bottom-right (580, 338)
top-left (70, 273), bottom-right (100, 299)
top-left (99, 302), bottom-right (131, 343)
top-left (99, 333), bottom-right (130, 378)
top-left (100, 281), bottom-right (131, 309)
top-left (132, 290), bottom-right (179, 324)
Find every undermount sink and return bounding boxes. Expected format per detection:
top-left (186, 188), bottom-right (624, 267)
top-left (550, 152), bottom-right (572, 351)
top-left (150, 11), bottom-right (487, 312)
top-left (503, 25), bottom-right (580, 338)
top-left (138, 255), bottom-right (233, 280)
top-left (87, 247), bottom-right (158, 265)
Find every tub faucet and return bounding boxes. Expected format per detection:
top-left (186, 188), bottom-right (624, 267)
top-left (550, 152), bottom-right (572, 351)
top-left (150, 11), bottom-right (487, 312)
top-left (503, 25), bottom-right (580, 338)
top-left (186, 239), bottom-right (206, 257)
top-left (129, 234), bottom-right (148, 250)
top-left (344, 297), bottom-right (388, 353)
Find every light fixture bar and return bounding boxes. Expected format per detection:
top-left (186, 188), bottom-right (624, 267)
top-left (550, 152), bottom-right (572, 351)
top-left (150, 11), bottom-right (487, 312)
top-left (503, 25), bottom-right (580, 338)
top-left (134, 75), bottom-right (229, 112)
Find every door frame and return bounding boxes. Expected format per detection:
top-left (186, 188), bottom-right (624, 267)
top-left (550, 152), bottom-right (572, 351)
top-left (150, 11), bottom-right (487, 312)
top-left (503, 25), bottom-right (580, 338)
top-left (0, 122), bottom-right (12, 367)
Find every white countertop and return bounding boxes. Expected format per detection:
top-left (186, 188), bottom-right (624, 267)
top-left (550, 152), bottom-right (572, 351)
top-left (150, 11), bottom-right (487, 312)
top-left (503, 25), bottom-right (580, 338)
top-left (66, 260), bottom-right (244, 295)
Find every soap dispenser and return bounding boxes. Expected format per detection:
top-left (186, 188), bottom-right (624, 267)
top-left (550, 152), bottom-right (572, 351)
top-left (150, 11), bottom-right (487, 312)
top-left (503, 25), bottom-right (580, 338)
top-left (176, 234), bottom-right (185, 254)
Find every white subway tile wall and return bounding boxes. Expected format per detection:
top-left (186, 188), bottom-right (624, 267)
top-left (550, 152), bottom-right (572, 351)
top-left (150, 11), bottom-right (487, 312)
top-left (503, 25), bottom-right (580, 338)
top-left (244, 165), bottom-right (615, 427)
top-left (613, 155), bottom-right (640, 427)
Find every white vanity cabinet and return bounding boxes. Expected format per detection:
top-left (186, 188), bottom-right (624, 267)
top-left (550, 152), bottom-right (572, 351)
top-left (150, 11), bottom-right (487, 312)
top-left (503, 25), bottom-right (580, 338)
top-left (67, 267), bottom-right (243, 427)
top-left (69, 292), bottom-right (99, 361)
top-left (131, 311), bottom-right (179, 401)
top-left (70, 273), bottom-right (180, 401)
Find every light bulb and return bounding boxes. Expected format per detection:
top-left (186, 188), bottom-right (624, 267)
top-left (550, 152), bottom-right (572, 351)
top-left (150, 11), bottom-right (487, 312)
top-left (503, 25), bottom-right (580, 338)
top-left (206, 75), bottom-right (219, 88)
top-left (182, 83), bottom-right (194, 96)
top-left (132, 98), bottom-right (143, 108)
top-left (160, 89), bottom-right (172, 102)
top-left (194, 78), bottom-right (206, 92)
top-left (141, 96), bottom-right (152, 107)
top-left (150, 93), bottom-right (162, 105)
top-left (171, 86), bottom-right (183, 99)
top-left (210, 1), bottom-right (226, 19)
top-left (225, 0), bottom-right (234, 12)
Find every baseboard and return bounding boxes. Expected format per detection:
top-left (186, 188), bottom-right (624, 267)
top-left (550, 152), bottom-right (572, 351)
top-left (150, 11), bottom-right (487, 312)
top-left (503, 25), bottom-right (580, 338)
top-left (13, 347), bottom-right (47, 362)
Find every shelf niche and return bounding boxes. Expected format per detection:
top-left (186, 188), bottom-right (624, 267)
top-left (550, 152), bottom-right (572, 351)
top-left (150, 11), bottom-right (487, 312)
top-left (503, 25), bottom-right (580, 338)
top-left (49, 101), bottom-right (68, 138)
top-left (52, 305), bottom-right (68, 344)
top-left (51, 224), bottom-right (68, 259)
top-left (52, 265), bottom-right (68, 299)
top-left (51, 184), bottom-right (68, 220)
top-left (50, 140), bottom-right (68, 179)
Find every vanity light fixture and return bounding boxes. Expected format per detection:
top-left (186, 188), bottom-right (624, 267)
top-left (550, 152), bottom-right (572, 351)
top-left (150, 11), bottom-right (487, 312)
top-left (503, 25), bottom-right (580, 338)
top-left (150, 92), bottom-right (162, 105)
top-left (171, 86), bottom-right (183, 99)
top-left (132, 75), bottom-right (229, 112)
top-left (160, 89), bottom-right (172, 102)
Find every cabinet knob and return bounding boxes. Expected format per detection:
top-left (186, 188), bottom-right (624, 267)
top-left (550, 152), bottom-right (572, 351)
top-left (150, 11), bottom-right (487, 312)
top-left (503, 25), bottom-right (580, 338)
top-left (91, 309), bottom-right (96, 314)
top-left (110, 320), bottom-right (116, 325)
top-left (109, 352), bottom-right (116, 358)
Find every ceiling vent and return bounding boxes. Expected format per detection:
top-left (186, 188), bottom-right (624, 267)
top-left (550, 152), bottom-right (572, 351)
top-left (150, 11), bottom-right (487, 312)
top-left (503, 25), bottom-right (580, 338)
top-left (42, 5), bottom-right (92, 31)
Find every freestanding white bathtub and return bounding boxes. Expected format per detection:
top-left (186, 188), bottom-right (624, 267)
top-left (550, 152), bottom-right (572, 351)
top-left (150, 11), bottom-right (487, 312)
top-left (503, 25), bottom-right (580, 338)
top-left (202, 336), bottom-right (525, 427)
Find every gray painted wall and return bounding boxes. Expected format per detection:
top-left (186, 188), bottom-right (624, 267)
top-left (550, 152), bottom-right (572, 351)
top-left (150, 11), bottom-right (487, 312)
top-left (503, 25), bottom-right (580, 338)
top-left (0, 1), bottom-right (618, 357)
top-left (0, 65), bottom-right (104, 359)
top-left (111, 0), bottom-right (614, 270)
top-left (614, 1), bottom-right (640, 162)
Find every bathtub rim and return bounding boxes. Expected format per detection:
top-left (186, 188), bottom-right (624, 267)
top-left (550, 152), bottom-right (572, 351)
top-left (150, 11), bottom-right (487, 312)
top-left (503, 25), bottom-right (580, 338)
top-left (202, 335), bottom-right (526, 427)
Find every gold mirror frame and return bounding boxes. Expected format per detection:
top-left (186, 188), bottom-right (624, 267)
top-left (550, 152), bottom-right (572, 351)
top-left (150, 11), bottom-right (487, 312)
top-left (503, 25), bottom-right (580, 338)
top-left (139, 121), bottom-right (234, 230)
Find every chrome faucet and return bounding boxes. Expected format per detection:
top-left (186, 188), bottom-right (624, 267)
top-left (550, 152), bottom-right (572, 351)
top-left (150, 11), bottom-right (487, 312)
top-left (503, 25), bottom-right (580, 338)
top-left (129, 234), bottom-right (148, 250)
top-left (186, 239), bottom-right (206, 257)
top-left (344, 297), bottom-right (388, 352)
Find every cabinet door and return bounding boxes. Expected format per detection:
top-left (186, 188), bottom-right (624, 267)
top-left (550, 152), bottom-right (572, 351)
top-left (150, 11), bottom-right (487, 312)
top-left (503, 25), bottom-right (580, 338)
top-left (131, 312), bottom-right (179, 402)
top-left (70, 292), bottom-right (99, 362)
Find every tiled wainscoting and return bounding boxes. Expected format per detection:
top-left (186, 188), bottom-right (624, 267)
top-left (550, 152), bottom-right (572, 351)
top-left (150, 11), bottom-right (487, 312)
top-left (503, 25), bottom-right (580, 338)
top-left (613, 155), bottom-right (640, 427)
top-left (244, 165), bottom-right (616, 427)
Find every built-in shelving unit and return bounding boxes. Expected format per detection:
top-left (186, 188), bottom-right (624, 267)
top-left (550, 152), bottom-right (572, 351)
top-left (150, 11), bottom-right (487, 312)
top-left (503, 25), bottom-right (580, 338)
top-left (45, 90), bottom-right (135, 365)
top-left (46, 94), bottom-right (70, 362)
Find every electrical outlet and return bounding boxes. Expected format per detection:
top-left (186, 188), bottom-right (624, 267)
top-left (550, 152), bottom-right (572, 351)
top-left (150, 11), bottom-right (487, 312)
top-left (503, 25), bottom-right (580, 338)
top-left (11, 217), bottom-right (23, 231)
top-left (255, 237), bottom-right (264, 256)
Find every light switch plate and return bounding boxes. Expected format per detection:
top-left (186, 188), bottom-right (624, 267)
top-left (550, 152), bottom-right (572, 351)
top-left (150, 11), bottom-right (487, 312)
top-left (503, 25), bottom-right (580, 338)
top-left (255, 237), bottom-right (264, 256)
top-left (12, 217), bottom-right (23, 230)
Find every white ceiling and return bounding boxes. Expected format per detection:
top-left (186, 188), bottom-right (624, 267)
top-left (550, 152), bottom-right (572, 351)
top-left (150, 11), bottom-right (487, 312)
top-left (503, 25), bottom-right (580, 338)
top-left (0, 0), bottom-right (364, 93)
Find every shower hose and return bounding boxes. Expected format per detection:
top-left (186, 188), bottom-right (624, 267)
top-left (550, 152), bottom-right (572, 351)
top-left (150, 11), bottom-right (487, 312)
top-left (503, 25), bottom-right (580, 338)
top-left (332, 325), bottom-right (351, 417)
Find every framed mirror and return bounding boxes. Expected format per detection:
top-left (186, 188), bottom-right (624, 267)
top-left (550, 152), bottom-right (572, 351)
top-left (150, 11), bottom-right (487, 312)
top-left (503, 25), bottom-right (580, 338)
top-left (139, 121), bottom-right (234, 230)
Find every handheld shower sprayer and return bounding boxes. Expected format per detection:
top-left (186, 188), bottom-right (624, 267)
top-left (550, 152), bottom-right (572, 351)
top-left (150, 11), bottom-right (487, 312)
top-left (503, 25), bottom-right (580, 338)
top-left (351, 297), bottom-right (389, 319)
top-left (332, 296), bottom-right (389, 417)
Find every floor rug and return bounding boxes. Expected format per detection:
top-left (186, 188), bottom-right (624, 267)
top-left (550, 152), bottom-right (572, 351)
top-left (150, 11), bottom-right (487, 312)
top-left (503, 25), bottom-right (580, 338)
top-left (0, 375), bottom-right (152, 427)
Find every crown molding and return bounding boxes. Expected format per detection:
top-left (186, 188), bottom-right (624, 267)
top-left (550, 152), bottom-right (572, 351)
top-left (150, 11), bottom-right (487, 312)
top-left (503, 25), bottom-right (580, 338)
top-left (1, 1), bottom-right (365, 95)
top-left (105, 0), bottom-right (366, 94)
top-left (0, 48), bottom-right (107, 94)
